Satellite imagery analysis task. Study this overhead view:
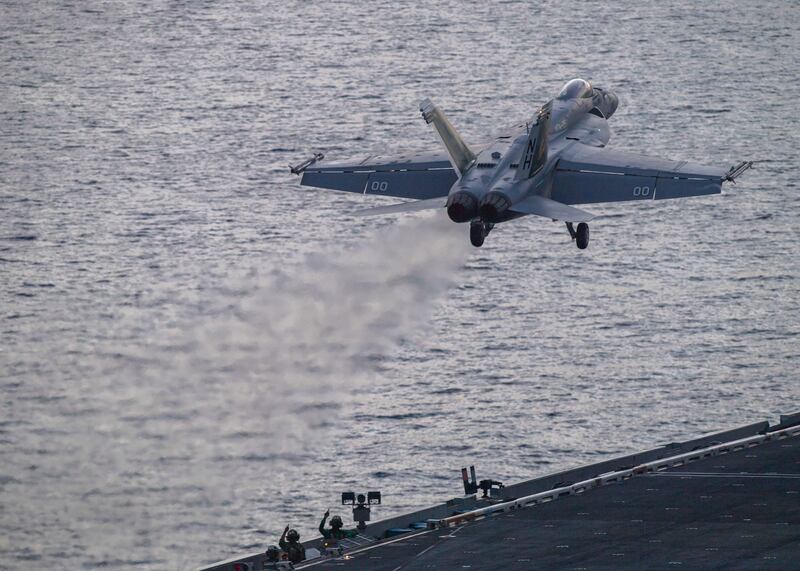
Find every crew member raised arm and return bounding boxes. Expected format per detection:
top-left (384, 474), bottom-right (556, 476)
top-left (279, 525), bottom-right (306, 564)
top-left (319, 510), bottom-right (358, 540)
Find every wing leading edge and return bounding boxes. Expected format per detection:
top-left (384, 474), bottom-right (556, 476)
top-left (300, 153), bottom-right (456, 201)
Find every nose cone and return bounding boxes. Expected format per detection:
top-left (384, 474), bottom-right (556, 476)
top-left (597, 88), bottom-right (618, 119)
top-left (478, 191), bottom-right (512, 223)
top-left (592, 87), bottom-right (619, 119)
top-left (446, 191), bottom-right (478, 223)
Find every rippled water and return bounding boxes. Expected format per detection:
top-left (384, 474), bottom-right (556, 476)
top-left (1, 1), bottom-right (798, 569)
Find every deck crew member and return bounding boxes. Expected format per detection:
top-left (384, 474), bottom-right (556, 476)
top-left (279, 526), bottom-right (306, 564)
top-left (319, 510), bottom-right (358, 540)
top-left (263, 545), bottom-right (282, 569)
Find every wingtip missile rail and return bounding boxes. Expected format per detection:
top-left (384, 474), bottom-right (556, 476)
top-left (723, 160), bottom-right (754, 183)
top-left (289, 152), bottom-right (325, 175)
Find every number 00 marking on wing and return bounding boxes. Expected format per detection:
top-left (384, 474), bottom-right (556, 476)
top-left (370, 181), bottom-right (389, 192)
top-left (633, 186), bottom-right (650, 197)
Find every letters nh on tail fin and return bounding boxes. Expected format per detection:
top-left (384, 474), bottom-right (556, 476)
top-left (420, 98), bottom-right (476, 175)
top-left (515, 101), bottom-right (552, 181)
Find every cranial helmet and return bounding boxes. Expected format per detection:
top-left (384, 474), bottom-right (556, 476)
top-left (287, 529), bottom-right (300, 542)
top-left (330, 515), bottom-right (343, 528)
top-left (266, 545), bottom-right (280, 561)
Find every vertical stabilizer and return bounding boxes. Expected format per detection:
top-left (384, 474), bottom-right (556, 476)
top-left (515, 101), bottom-right (552, 180)
top-left (420, 98), bottom-right (476, 175)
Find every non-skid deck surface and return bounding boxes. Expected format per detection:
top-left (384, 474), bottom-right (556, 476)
top-left (308, 434), bottom-right (799, 570)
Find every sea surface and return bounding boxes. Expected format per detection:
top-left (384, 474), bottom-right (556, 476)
top-left (1, 1), bottom-right (798, 569)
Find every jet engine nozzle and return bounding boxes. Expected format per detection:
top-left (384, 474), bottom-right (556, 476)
top-left (446, 191), bottom-right (479, 223)
top-left (478, 192), bottom-right (512, 223)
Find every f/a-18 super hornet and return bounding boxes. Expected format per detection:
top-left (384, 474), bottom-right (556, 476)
top-left (291, 79), bottom-right (752, 248)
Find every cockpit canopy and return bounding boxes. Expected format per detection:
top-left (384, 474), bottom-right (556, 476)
top-left (557, 78), bottom-right (593, 100)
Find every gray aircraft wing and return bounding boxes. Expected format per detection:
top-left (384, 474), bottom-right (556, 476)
top-left (300, 153), bottom-right (457, 200)
top-left (551, 145), bottom-right (731, 206)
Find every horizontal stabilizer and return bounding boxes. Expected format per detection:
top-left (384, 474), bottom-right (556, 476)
top-left (354, 197), bottom-right (446, 217)
top-left (510, 194), bottom-right (595, 222)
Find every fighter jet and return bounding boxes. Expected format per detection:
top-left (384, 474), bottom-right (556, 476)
top-left (291, 79), bottom-right (752, 248)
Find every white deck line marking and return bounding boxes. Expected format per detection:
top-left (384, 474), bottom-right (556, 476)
top-left (650, 472), bottom-right (800, 479)
top-left (577, 169), bottom-right (626, 176)
top-left (415, 543), bottom-right (438, 558)
top-left (295, 529), bottom-right (435, 568)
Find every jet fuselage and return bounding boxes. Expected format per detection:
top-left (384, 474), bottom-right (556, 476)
top-left (446, 80), bottom-right (619, 224)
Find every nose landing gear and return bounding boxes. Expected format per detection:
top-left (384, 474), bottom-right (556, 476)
top-left (470, 220), bottom-right (494, 247)
top-left (566, 222), bottom-right (590, 249)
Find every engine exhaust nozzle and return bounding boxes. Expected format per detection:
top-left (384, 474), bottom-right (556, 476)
top-left (446, 191), bottom-right (479, 223)
top-left (478, 191), bottom-right (512, 223)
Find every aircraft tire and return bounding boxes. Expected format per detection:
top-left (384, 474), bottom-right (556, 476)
top-left (470, 223), bottom-right (485, 247)
top-left (576, 222), bottom-right (589, 249)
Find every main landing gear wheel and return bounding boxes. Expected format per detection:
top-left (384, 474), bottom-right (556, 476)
top-left (470, 221), bottom-right (493, 247)
top-left (470, 222), bottom-right (485, 247)
top-left (566, 222), bottom-right (590, 249)
top-left (575, 222), bottom-right (589, 249)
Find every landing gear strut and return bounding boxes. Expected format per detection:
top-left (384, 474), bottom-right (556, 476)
top-left (470, 220), bottom-right (494, 247)
top-left (566, 222), bottom-right (590, 249)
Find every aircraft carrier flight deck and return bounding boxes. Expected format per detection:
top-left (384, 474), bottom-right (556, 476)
top-left (201, 413), bottom-right (800, 571)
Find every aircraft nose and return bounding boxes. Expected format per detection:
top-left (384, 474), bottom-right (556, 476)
top-left (446, 191), bottom-right (478, 223)
top-left (605, 90), bottom-right (619, 118)
top-left (592, 87), bottom-right (619, 119)
top-left (478, 191), bottom-right (512, 223)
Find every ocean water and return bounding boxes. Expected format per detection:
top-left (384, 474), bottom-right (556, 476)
top-left (1, 1), bottom-right (798, 569)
